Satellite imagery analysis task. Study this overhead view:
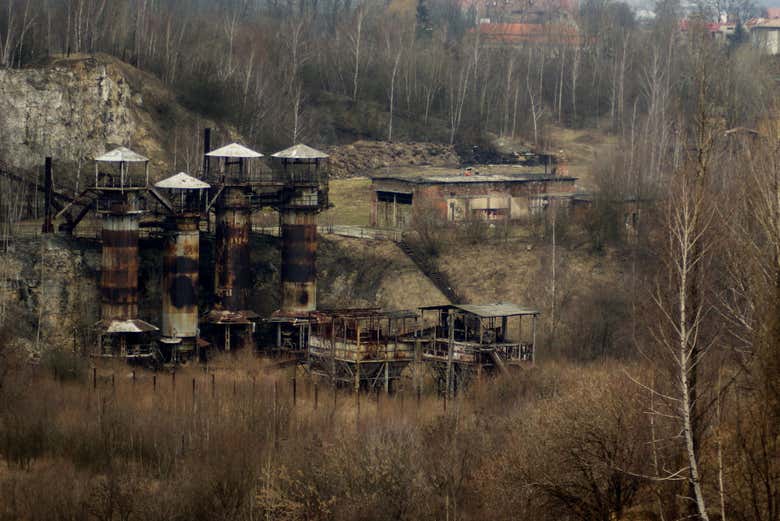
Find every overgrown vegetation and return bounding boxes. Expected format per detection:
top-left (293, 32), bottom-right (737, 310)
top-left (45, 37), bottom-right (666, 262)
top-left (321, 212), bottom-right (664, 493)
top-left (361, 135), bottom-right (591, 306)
top-left (0, 1), bottom-right (778, 520)
top-left (0, 0), bottom-right (773, 152)
top-left (0, 355), bottom-right (775, 521)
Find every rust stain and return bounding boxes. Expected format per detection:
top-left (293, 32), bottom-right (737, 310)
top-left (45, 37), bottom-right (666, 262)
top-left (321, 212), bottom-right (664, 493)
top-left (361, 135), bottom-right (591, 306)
top-left (280, 210), bottom-right (317, 314)
top-left (100, 215), bottom-right (140, 321)
top-left (214, 187), bottom-right (252, 312)
top-left (162, 217), bottom-right (200, 339)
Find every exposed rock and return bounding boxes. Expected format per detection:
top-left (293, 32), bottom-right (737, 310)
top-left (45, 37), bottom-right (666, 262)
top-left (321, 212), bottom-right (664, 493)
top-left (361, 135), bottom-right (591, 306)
top-left (0, 53), bottom-right (238, 184)
top-left (325, 140), bottom-right (459, 178)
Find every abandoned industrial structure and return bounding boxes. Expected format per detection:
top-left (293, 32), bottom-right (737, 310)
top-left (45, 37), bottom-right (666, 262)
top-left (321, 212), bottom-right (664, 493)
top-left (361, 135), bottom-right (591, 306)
top-left (370, 165), bottom-right (577, 229)
top-left (24, 132), bottom-right (542, 394)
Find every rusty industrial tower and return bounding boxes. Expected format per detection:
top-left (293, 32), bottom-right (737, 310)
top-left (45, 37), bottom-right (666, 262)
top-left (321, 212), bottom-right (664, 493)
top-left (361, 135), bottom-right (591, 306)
top-left (92, 147), bottom-right (158, 359)
top-left (268, 144), bottom-right (330, 355)
top-left (151, 172), bottom-right (210, 361)
top-left (202, 143), bottom-right (269, 351)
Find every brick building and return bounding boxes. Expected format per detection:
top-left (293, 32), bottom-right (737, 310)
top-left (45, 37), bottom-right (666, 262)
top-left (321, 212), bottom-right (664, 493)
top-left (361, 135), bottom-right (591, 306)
top-left (370, 166), bottom-right (577, 229)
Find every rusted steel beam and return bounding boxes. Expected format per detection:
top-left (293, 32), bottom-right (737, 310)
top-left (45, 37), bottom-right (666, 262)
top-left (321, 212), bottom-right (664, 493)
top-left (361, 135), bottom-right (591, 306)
top-left (100, 214), bottom-right (140, 321)
top-left (147, 186), bottom-right (175, 214)
top-left (162, 217), bottom-right (200, 341)
top-left (280, 209), bottom-right (317, 314)
top-left (214, 186), bottom-right (251, 311)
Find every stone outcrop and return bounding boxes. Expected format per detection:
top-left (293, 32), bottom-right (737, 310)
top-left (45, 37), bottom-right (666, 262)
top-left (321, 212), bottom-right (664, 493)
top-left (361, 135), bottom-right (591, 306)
top-left (0, 53), bottom-right (235, 182)
top-left (326, 140), bottom-right (459, 178)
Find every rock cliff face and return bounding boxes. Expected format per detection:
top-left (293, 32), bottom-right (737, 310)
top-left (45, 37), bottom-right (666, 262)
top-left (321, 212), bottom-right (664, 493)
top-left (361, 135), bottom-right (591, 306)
top-left (0, 54), bottom-right (234, 180)
top-left (0, 59), bottom-right (134, 172)
top-left (0, 236), bottom-right (101, 357)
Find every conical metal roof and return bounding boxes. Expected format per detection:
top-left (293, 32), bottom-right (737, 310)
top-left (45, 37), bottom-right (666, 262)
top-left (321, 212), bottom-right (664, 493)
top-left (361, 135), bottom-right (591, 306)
top-left (205, 142), bottom-right (263, 158)
top-left (154, 172), bottom-right (210, 190)
top-left (271, 143), bottom-right (329, 159)
top-left (95, 146), bottom-right (149, 162)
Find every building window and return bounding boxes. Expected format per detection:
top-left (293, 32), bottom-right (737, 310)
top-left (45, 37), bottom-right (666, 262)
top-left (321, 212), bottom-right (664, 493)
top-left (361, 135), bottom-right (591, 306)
top-left (377, 191), bottom-right (412, 204)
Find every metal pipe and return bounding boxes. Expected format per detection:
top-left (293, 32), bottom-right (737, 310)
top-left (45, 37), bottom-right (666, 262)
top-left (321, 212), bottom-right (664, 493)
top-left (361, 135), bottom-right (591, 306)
top-left (162, 217), bottom-right (200, 341)
top-left (100, 213), bottom-right (140, 321)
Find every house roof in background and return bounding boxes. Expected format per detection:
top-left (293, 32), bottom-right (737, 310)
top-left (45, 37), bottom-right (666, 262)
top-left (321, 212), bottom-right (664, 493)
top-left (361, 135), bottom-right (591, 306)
top-left (371, 165), bottom-right (575, 184)
top-left (476, 22), bottom-right (582, 45)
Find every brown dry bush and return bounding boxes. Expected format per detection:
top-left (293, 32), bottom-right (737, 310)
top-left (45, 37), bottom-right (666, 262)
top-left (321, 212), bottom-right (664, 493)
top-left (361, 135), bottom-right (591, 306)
top-left (0, 357), bottom-right (775, 521)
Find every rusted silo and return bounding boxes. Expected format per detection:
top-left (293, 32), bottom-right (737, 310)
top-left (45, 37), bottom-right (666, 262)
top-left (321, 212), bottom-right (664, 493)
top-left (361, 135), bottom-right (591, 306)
top-left (215, 186), bottom-right (252, 311)
top-left (154, 172), bottom-right (210, 360)
top-left (100, 212), bottom-right (140, 321)
top-left (93, 147), bottom-right (158, 359)
top-left (271, 144), bottom-right (330, 315)
top-left (203, 142), bottom-right (265, 351)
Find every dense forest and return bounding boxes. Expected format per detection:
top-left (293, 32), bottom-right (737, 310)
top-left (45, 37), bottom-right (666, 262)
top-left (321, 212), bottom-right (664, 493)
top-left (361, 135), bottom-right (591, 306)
top-left (0, 0), bottom-right (774, 152)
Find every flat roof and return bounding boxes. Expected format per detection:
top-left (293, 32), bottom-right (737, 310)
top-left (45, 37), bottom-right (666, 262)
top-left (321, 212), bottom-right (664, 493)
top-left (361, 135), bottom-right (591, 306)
top-left (371, 165), bottom-right (575, 185)
top-left (316, 308), bottom-right (418, 319)
top-left (420, 303), bottom-right (540, 318)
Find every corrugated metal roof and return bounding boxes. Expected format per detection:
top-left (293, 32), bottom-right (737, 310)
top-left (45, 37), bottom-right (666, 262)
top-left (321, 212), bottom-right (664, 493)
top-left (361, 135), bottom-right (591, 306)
top-left (100, 319), bottom-right (159, 333)
top-left (420, 303), bottom-right (539, 317)
top-left (154, 172), bottom-right (210, 189)
top-left (371, 167), bottom-right (574, 184)
top-left (95, 147), bottom-right (149, 163)
top-left (203, 309), bottom-right (258, 324)
top-left (271, 143), bottom-right (329, 159)
top-left (206, 143), bottom-right (263, 158)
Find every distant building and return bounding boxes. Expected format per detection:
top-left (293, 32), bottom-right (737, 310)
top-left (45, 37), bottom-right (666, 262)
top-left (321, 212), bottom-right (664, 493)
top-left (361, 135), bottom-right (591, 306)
top-left (748, 18), bottom-right (780, 54)
top-left (466, 0), bottom-right (582, 47)
top-left (678, 19), bottom-right (737, 44)
top-left (467, 0), bottom-right (578, 24)
top-left (369, 166), bottom-right (577, 229)
top-left (476, 21), bottom-right (583, 46)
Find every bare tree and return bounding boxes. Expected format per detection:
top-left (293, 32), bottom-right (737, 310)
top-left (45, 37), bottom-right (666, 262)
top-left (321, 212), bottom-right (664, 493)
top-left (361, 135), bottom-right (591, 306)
top-left (446, 50), bottom-right (471, 145)
top-left (348, 4), bottom-right (365, 103)
top-left (526, 47), bottom-right (546, 145)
